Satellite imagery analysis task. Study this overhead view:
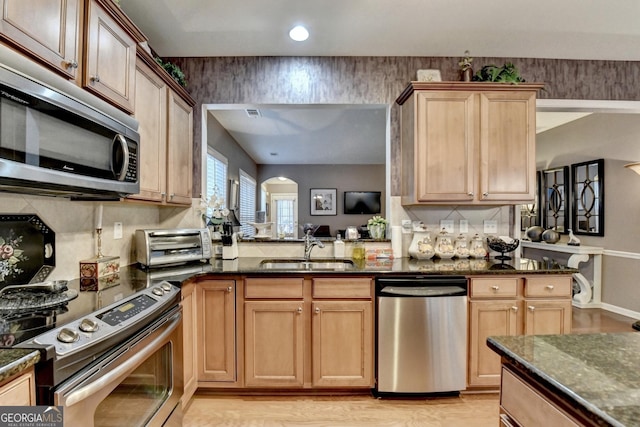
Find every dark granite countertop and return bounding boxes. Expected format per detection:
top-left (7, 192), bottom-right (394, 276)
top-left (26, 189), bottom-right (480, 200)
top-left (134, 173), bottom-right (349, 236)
top-left (192, 256), bottom-right (575, 276)
top-left (0, 348), bottom-right (40, 383)
top-left (488, 334), bottom-right (640, 427)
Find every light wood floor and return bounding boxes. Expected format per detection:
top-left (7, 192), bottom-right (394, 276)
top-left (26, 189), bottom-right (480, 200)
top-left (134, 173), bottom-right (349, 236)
top-left (183, 308), bottom-right (636, 427)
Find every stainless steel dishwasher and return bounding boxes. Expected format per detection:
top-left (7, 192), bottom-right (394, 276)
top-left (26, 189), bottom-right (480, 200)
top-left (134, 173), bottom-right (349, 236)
top-left (376, 276), bottom-right (468, 395)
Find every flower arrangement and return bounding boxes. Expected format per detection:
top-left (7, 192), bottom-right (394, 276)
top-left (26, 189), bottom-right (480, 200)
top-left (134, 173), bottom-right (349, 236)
top-left (367, 216), bottom-right (388, 240)
top-left (367, 216), bottom-right (388, 228)
top-left (0, 231), bottom-right (28, 283)
top-left (199, 189), bottom-right (229, 228)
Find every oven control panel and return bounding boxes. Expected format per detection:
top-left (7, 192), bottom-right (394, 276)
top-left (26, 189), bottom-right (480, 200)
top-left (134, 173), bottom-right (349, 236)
top-left (33, 281), bottom-right (180, 356)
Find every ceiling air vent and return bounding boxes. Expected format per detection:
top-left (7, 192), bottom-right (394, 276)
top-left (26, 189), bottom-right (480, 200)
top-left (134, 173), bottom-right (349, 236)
top-left (245, 108), bottom-right (261, 118)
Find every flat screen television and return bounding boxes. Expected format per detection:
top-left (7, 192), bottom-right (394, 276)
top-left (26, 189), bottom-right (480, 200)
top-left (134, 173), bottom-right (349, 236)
top-left (343, 191), bottom-right (381, 215)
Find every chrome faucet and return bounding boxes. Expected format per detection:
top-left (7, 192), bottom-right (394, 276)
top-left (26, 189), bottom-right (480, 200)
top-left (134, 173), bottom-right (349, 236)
top-left (304, 230), bottom-right (325, 260)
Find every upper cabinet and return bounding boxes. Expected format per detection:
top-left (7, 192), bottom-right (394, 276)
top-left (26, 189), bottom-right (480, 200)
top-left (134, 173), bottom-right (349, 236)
top-left (129, 50), bottom-right (194, 205)
top-left (0, 0), bottom-right (145, 113)
top-left (84, 0), bottom-right (137, 112)
top-left (397, 82), bottom-right (543, 205)
top-left (0, 0), bottom-right (82, 79)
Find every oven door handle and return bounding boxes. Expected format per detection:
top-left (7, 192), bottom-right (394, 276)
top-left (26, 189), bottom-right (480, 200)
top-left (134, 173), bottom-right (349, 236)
top-left (62, 311), bottom-right (181, 407)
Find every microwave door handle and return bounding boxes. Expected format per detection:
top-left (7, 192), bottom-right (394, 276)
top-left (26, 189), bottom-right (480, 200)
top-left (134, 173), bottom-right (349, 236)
top-left (111, 134), bottom-right (129, 181)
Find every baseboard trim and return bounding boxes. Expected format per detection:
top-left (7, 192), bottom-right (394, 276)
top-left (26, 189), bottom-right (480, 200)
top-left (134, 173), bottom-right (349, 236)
top-left (601, 302), bottom-right (640, 320)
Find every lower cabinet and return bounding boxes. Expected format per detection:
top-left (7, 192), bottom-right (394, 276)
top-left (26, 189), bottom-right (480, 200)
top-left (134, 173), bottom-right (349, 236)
top-left (0, 367), bottom-right (35, 406)
top-left (243, 276), bottom-right (374, 389)
top-left (197, 280), bottom-right (236, 383)
top-left (468, 275), bottom-right (572, 388)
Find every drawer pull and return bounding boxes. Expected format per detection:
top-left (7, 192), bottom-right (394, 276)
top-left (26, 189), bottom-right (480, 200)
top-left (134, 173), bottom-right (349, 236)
top-left (297, 307), bottom-right (303, 314)
top-left (511, 306), bottom-right (518, 312)
top-left (528, 305), bottom-right (535, 311)
top-left (491, 285), bottom-right (500, 291)
top-left (545, 285), bottom-right (555, 290)
top-left (91, 75), bottom-right (100, 83)
top-left (467, 192), bottom-right (474, 197)
top-left (315, 307), bottom-right (320, 314)
top-left (226, 286), bottom-right (232, 293)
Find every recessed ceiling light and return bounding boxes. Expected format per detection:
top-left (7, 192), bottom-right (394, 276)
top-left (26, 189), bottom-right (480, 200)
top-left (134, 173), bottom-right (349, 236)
top-left (277, 176), bottom-right (288, 181)
top-left (289, 25), bottom-right (309, 42)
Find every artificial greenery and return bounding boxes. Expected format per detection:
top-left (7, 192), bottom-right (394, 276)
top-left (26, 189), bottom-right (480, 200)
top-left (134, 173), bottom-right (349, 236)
top-left (472, 63), bottom-right (525, 84)
top-left (155, 57), bottom-right (187, 87)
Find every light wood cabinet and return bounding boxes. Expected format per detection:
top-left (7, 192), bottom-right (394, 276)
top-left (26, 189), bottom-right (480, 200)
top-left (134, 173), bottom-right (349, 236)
top-left (83, 0), bottom-right (136, 112)
top-left (500, 366), bottom-right (583, 426)
top-left (468, 275), bottom-right (572, 388)
top-left (243, 276), bottom-right (374, 389)
top-left (0, 367), bottom-right (35, 406)
top-left (129, 53), bottom-right (194, 205)
top-left (397, 82), bottom-right (543, 205)
top-left (0, 0), bottom-right (82, 79)
top-left (180, 282), bottom-right (197, 408)
top-left (197, 280), bottom-right (236, 383)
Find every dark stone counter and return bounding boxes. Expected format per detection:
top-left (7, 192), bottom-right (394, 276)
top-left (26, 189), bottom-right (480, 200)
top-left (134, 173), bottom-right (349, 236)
top-left (488, 333), bottom-right (640, 427)
top-left (0, 348), bottom-right (40, 383)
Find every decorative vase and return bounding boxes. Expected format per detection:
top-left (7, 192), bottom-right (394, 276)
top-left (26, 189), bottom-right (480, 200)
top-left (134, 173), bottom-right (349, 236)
top-left (461, 67), bottom-right (473, 82)
top-left (541, 229), bottom-right (560, 244)
top-left (526, 226), bottom-right (544, 242)
top-left (369, 224), bottom-right (385, 240)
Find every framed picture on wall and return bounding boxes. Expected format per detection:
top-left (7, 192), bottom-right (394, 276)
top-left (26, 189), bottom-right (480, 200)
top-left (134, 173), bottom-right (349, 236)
top-left (542, 166), bottom-right (570, 233)
top-left (310, 188), bottom-right (337, 216)
top-left (571, 159), bottom-right (604, 236)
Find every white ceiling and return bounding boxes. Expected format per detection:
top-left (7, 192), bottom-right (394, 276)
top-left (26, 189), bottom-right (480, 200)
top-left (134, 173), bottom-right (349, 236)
top-left (120, 0), bottom-right (640, 60)
top-left (120, 0), bottom-right (640, 164)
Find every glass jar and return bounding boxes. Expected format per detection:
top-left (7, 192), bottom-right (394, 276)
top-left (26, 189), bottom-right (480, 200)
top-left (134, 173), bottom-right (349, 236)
top-left (408, 231), bottom-right (435, 260)
top-left (352, 240), bottom-right (365, 260)
top-left (434, 229), bottom-right (455, 259)
top-left (453, 234), bottom-right (469, 258)
top-left (469, 233), bottom-right (487, 259)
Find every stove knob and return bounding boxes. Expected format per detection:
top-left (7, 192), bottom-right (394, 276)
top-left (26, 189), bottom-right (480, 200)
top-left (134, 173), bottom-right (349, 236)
top-left (152, 287), bottom-right (164, 296)
top-left (57, 328), bottom-right (79, 343)
top-left (161, 283), bottom-right (172, 292)
top-left (79, 318), bottom-right (99, 333)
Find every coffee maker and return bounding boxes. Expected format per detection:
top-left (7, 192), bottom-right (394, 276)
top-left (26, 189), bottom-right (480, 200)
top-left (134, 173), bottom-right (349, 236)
top-left (221, 210), bottom-right (241, 260)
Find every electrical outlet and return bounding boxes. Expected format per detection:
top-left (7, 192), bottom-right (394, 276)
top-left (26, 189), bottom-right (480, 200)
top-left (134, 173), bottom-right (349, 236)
top-left (440, 220), bottom-right (454, 233)
top-left (113, 222), bottom-right (123, 239)
top-left (483, 220), bottom-right (498, 234)
top-left (459, 220), bottom-right (469, 234)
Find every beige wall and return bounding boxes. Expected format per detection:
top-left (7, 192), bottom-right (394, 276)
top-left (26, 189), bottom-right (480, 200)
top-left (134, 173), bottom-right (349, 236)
top-left (536, 113), bottom-right (640, 313)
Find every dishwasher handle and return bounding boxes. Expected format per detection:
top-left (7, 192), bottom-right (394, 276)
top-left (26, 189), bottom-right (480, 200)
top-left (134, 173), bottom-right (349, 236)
top-left (378, 285), bottom-right (467, 297)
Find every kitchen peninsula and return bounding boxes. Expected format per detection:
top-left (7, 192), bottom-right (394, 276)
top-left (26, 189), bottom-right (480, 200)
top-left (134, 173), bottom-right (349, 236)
top-left (488, 334), bottom-right (640, 427)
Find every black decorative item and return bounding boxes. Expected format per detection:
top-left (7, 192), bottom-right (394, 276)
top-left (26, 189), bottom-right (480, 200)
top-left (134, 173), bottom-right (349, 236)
top-left (571, 159), bottom-right (604, 236)
top-left (542, 166), bottom-right (570, 233)
top-left (487, 237), bottom-right (520, 261)
top-left (521, 171), bottom-right (541, 231)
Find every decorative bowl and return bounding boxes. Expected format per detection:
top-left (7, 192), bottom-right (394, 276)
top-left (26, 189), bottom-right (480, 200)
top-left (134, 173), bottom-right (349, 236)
top-left (486, 237), bottom-right (520, 260)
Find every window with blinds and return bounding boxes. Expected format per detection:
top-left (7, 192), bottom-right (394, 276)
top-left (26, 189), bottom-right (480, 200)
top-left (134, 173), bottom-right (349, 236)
top-left (205, 148), bottom-right (228, 216)
top-left (239, 169), bottom-right (256, 237)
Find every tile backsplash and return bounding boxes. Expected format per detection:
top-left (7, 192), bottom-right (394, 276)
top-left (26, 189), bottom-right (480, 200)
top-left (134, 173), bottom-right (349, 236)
top-left (0, 193), bottom-right (201, 283)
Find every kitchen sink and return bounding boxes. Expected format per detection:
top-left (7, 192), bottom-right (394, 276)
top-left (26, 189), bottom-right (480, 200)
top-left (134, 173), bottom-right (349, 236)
top-left (259, 258), bottom-right (355, 270)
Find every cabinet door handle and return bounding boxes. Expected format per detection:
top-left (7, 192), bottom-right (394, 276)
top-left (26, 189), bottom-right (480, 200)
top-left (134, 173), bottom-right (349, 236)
top-left (491, 285), bottom-right (500, 291)
top-left (65, 60), bottom-right (78, 69)
top-left (482, 192), bottom-right (489, 197)
top-left (226, 286), bottom-right (232, 293)
top-left (91, 75), bottom-right (100, 83)
top-left (467, 192), bottom-right (474, 197)
top-left (511, 306), bottom-right (518, 312)
top-left (169, 193), bottom-right (175, 200)
top-left (546, 285), bottom-right (555, 290)
top-left (528, 305), bottom-right (535, 311)
top-left (315, 307), bottom-right (320, 314)
top-left (297, 307), bottom-right (303, 313)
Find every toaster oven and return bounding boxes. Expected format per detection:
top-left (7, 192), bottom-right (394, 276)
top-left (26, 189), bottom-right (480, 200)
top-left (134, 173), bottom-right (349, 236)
top-left (135, 228), bottom-right (212, 268)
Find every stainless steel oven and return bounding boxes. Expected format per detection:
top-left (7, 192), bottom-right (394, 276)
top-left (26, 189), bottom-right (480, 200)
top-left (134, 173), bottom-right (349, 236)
top-left (14, 279), bottom-right (183, 427)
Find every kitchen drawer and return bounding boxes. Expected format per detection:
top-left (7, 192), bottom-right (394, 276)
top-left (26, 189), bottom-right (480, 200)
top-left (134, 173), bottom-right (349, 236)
top-left (470, 278), bottom-right (518, 298)
top-left (501, 367), bottom-right (580, 427)
top-left (312, 277), bottom-right (373, 299)
top-left (245, 278), bottom-right (304, 299)
top-left (525, 276), bottom-right (572, 298)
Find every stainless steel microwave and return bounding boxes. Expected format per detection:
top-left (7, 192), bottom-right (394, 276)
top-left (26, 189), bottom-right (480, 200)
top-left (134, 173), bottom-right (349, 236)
top-left (0, 46), bottom-right (140, 199)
